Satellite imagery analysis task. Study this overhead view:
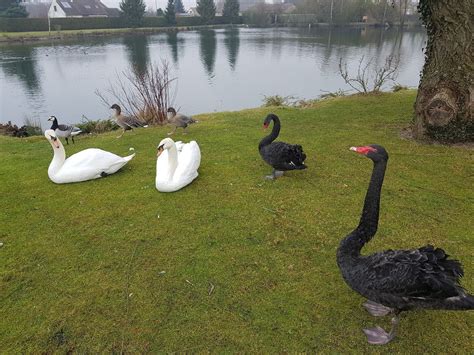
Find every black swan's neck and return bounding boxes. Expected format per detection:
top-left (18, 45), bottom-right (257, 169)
top-left (259, 115), bottom-right (280, 150)
top-left (50, 119), bottom-right (58, 130)
top-left (338, 159), bottom-right (387, 259)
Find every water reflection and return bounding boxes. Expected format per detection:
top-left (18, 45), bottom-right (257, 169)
top-left (0, 28), bottom-right (426, 125)
top-left (166, 31), bottom-right (180, 64)
top-left (199, 30), bottom-right (217, 78)
top-left (223, 28), bottom-right (240, 70)
top-left (0, 45), bottom-right (40, 94)
top-left (123, 34), bottom-right (150, 75)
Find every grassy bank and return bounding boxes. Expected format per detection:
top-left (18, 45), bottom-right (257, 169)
top-left (0, 91), bottom-right (472, 352)
top-left (0, 24), bottom-right (243, 43)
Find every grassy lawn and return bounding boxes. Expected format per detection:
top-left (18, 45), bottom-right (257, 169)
top-left (0, 91), bottom-right (472, 352)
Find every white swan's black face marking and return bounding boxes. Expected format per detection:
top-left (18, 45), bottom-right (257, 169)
top-left (49, 134), bottom-right (60, 148)
top-left (157, 144), bottom-right (165, 157)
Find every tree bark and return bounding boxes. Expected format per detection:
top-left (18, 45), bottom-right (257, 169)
top-left (413, 0), bottom-right (473, 142)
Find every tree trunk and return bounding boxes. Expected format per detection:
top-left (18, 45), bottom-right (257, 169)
top-left (413, 0), bottom-right (473, 142)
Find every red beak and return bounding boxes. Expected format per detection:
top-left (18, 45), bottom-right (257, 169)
top-left (350, 146), bottom-right (377, 155)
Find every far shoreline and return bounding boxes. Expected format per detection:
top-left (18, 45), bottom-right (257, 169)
top-left (0, 22), bottom-right (422, 44)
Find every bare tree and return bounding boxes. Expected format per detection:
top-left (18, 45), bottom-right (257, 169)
top-left (338, 55), bottom-right (400, 94)
top-left (96, 60), bottom-right (177, 125)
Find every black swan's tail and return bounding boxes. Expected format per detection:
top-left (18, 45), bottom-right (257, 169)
top-left (445, 294), bottom-right (474, 310)
top-left (290, 144), bottom-right (307, 166)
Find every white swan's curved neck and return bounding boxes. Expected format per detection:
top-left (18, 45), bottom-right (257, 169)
top-left (166, 143), bottom-right (178, 177)
top-left (48, 141), bottom-right (66, 177)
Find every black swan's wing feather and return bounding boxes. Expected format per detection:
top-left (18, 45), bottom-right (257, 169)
top-left (260, 141), bottom-right (307, 170)
top-left (364, 245), bottom-right (465, 300)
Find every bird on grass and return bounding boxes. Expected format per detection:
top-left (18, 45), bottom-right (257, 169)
top-left (110, 104), bottom-right (148, 138)
top-left (337, 144), bottom-right (474, 345)
top-left (48, 115), bottom-right (81, 145)
top-left (167, 107), bottom-right (197, 135)
top-left (258, 113), bottom-right (307, 180)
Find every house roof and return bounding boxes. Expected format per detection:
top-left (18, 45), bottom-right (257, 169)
top-left (55, 0), bottom-right (118, 17)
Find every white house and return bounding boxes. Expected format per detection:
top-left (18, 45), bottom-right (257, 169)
top-left (48, 0), bottom-right (119, 18)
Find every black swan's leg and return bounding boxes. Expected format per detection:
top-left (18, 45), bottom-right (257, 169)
top-left (363, 300), bottom-right (393, 316)
top-left (363, 314), bottom-right (400, 345)
top-left (265, 170), bottom-right (284, 180)
top-left (72, 135), bottom-right (75, 144)
top-left (65, 137), bottom-right (69, 145)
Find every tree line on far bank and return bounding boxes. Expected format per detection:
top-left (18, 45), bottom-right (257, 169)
top-left (121, 0), bottom-right (240, 28)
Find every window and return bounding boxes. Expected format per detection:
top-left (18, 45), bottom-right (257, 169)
top-left (54, 5), bottom-right (57, 11)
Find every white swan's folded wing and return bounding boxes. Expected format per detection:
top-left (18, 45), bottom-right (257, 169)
top-left (175, 141), bottom-right (201, 183)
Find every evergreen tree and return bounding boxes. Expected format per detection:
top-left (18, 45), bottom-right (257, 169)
top-left (197, 0), bottom-right (216, 24)
top-left (0, 0), bottom-right (28, 18)
top-left (165, 0), bottom-right (176, 25)
top-left (119, 0), bottom-right (146, 28)
top-left (222, 0), bottom-right (239, 23)
top-left (156, 8), bottom-right (164, 16)
top-left (174, 0), bottom-right (185, 14)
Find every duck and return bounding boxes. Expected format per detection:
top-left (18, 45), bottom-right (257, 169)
top-left (48, 115), bottom-right (82, 145)
top-left (110, 104), bottom-right (148, 138)
top-left (337, 144), bottom-right (474, 345)
top-left (258, 113), bottom-right (307, 179)
top-left (155, 137), bottom-right (201, 192)
top-left (44, 129), bottom-right (135, 184)
top-left (167, 107), bottom-right (197, 135)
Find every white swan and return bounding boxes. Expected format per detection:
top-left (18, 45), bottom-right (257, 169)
top-left (155, 138), bottom-right (201, 192)
top-left (44, 129), bottom-right (135, 184)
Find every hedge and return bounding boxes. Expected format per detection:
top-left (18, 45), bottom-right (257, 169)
top-left (0, 16), bottom-right (242, 32)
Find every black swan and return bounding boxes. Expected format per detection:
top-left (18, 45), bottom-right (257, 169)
top-left (258, 114), bottom-right (307, 179)
top-left (167, 107), bottom-right (198, 135)
top-left (337, 144), bottom-right (473, 345)
top-left (48, 116), bottom-right (81, 145)
top-left (110, 104), bottom-right (148, 138)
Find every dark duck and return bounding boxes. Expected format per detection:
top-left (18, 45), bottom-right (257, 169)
top-left (258, 114), bottom-right (307, 179)
top-left (110, 104), bottom-right (148, 138)
top-left (337, 144), bottom-right (474, 345)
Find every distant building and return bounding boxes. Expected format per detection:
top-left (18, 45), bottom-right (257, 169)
top-left (240, 0), bottom-right (265, 12)
top-left (48, 0), bottom-right (120, 18)
top-left (24, 2), bottom-right (50, 17)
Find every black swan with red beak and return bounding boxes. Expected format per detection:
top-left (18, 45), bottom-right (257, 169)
top-left (258, 114), bottom-right (307, 179)
top-left (337, 144), bottom-right (473, 345)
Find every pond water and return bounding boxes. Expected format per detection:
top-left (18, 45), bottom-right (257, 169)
top-left (0, 27), bottom-right (426, 126)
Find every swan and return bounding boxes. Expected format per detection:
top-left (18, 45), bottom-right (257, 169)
top-left (259, 113), bottom-right (307, 179)
top-left (110, 104), bottom-right (148, 138)
top-left (48, 115), bottom-right (81, 145)
top-left (167, 107), bottom-right (197, 135)
top-left (44, 129), bottom-right (135, 184)
top-left (155, 138), bottom-right (201, 192)
top-left (337, 144), bottom-right (474, 345)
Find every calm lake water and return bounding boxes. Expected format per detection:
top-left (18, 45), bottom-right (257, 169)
top-left (0, 27), bottom-right (426, 126)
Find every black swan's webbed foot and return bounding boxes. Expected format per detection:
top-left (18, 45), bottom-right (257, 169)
top-left (363, 300), bottom-right (393, 317)
top-left (265, 170), bottom-right (284, 180)
top-left (363, 315), bottom-right (399, 345)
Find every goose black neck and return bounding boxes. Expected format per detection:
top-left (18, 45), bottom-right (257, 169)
top-left (259, 115), bottom-right (280, 150)
top-left (338, 158), bottom-right (387, 258)
top-left (50, 118), bottom-right (58, 130)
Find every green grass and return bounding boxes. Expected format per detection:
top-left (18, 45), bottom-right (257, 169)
top-left (0, 91), bottom-right (472, 352)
